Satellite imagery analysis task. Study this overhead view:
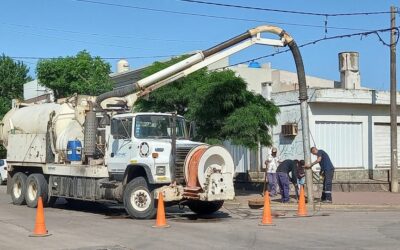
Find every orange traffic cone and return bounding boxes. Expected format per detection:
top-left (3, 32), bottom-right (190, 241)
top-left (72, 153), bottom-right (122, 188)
top-left (30, 197), bottom-right (51, 237)
top-left (296, 186), bottom-right (309, 217)
top-left (259, 191), bottom-right (275, 226)
top-left (152, 192), bottom-right (170, 228)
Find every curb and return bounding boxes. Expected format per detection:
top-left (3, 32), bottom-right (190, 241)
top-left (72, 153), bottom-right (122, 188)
top-left (224, 201), bottom-right (400, 211)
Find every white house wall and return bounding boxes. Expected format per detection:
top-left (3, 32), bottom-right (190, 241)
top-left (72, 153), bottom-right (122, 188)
top-left (223, 141), bottom-right (259, 173)
top-left (270, 95), bottom-right (400, 171)
top-left (232, 65), bottom-right (272, 94)
top-left (309, 103), bottom-right (400, 170)
top-left (23, 80), bottom-right (53, 100)
top-left (271, 70), bottom-right (336, 92)
top-left (270, 90), bottom-right (308, 161)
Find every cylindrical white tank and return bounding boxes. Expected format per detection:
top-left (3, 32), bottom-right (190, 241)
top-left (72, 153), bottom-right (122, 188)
top-left (0, 102), bottom-right (84, 159)
top-left (117, 59), bottom-right (129, 73)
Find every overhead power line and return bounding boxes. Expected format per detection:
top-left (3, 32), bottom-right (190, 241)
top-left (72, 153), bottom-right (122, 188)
top-left (218, 26), bottom-right (399, 70)
top-left (10, 55), bottom-right (177, 60)
top-left (0, 22), bottom-right (207, 43)
top-left (12, 27), bottom-right (398, 71)
top-left (11, 27), bottom-right (398, 66)
top-left (4, 27), bottom-right (187, 52)
top-left (68, 0), bottom-right (373, 32)
top-left (180, 0), bottom-right (395, 17)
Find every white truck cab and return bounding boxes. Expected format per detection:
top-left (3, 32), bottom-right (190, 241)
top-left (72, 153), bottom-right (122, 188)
top-left (106, 112), bottom-right (199, 185)
top-left (103, 112), bottom-right (234, 219)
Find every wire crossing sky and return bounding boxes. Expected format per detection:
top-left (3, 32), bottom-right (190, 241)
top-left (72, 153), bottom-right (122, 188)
top-left (0, 0), bottom-right (398, 90)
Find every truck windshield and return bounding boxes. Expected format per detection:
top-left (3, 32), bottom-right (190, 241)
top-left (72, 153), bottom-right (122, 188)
top-left (134, 115), bottom-right (186, 139)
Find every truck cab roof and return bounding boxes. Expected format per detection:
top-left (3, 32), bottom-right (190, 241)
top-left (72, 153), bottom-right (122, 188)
top-left (113, 112), bottom-right (185, 119)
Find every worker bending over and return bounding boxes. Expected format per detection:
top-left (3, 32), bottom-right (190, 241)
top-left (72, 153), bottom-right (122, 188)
top-left (276, 159), bottom-right (299, 203)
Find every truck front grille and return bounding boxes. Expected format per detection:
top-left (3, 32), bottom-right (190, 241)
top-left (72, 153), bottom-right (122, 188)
top-left (174, 147), bottom-right (193, 184)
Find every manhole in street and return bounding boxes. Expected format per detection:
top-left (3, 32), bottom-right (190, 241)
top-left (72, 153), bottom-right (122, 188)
top-left (170, 213), bottom-right (227, 223)
top-left (105, 214), bottom-right (131, 219)
top-left (68, 245), bottom-right (131, 250)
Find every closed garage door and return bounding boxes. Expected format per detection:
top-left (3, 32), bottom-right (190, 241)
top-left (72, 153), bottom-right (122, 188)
top-left (374, 123), bottom-right (400, 167)
top-left (315, 121), bottom-right (363, 168)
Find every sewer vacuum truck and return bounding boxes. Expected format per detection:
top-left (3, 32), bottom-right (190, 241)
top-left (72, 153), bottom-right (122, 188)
top-left (0, 25), bottom-right (297, 219)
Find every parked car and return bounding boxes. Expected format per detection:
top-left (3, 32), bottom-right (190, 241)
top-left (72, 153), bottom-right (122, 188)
top-left (0, 159), bottom-right (7, 185)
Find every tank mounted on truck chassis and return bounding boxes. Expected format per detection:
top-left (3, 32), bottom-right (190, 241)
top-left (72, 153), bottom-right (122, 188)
top-left (1, 25), bottom-right (310, 219)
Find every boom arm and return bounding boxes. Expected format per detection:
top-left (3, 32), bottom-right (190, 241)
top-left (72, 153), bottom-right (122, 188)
top-left (137, 26), bottom-right (290, 97)
top-left (96, 25), bottom-right (294, 106)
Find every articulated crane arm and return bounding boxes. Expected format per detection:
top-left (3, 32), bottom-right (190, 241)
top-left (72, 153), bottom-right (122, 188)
top-left (96, 25), bottom-right (303, 106)
top-left (135, 26), bottom-right (293, 97)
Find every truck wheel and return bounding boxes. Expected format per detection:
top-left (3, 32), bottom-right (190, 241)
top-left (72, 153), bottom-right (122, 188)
top-left (123, 177), bottom-right (156, 219)
top-left (187, 200), bottom-right (224, 215)
top-left (25, 174), bottom-right (49, 208)
top-left (11, 172), bottom-right (27, 205)
top-left (0, 173), bottom-right (5, 185)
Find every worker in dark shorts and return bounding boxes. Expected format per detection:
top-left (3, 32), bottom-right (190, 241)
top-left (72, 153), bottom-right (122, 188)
top-left (306, 147), bottom-right (335, 203)
top-left (276, 159), bottom-right (298, 203)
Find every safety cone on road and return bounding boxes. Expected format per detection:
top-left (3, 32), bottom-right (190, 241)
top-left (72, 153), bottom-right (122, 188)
top-left (296, 186), bottom-right (309, 217)
top-left (29, 197), bottom-right (51, 237)
top-left (259, 191), bottom-right (275, 226)
top-left (152, 192), bottom-right (170, 228)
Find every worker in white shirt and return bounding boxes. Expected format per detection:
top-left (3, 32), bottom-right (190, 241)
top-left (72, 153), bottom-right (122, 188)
top-left (265, 147), bottom-right (281, 197)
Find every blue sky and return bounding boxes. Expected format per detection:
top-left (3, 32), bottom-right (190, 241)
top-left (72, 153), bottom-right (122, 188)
top-left (1, 0), bottom-right (399, 90)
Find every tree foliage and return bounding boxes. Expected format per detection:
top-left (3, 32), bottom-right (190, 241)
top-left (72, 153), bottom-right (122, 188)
top-left (0, 54), bottom-right (31, 118)
top-left (36, 51), bottom-right (112, 99)
top-left (134, 56), bottom-right (279, 149)
top-left (0, 54), bottom-right (32, 158)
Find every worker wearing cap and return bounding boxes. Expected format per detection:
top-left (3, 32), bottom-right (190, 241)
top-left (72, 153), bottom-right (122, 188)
top-left (306, 147), bottom-right (335, 203)
top-left (265, 147), bottom-right (280, 197)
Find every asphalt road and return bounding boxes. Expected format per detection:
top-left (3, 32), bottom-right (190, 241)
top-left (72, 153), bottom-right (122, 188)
top-left (0, 185), bottom-right (400, 250)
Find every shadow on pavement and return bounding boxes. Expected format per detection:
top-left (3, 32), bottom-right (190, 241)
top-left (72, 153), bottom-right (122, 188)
top-left (50, 198), bottom-right (231, 222)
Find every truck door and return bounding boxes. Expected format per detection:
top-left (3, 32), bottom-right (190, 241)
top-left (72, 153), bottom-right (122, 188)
top-left (107, 117), bottom-right (134, 173)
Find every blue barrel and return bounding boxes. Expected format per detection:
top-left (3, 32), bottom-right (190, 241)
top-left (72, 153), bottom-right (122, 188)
top-left (67, 140), bottom-right (82, 162)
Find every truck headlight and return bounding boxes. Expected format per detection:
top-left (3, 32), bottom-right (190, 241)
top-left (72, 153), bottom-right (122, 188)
top-left (156, 166), bottom-right (166, 176)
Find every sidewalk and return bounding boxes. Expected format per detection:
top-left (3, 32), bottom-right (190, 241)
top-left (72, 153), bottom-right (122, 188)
top-left (226, 191), bottom-right (400, 210)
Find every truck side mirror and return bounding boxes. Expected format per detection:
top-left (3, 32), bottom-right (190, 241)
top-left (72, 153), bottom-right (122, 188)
top-left (188, 121), bottom-right (197, 140)
top-left (110, 119), bottom-right (120, 139)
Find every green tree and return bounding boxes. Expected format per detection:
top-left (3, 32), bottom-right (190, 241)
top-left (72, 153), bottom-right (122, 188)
top-left (135, 56), bottom-right (279, 149)
top-left (0, 54), bottom-right (31, 118)
top-left (36, 51), bottom-right (112, 98)
top-left (0, 54), bottom-right (32, 158)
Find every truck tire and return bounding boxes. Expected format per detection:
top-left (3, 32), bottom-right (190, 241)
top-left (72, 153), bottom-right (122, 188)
top-left (0, 173), bottom-right (5, 185)
top-left (11, 172), bottom-right (27, 205)
top-left (187, 200), bottom-right (224, 215)
top-left (123, 177), bottom-right (156, 219)
top-left (25, 174), bottom-right (49, 208)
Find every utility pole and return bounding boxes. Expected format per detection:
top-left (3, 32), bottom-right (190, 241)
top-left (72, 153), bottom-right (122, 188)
top-left (390, 6), bottom-right (398, 193)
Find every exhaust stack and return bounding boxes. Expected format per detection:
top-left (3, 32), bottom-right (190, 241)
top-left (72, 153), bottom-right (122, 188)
top-left (339, 52), bottom-right (361, 89)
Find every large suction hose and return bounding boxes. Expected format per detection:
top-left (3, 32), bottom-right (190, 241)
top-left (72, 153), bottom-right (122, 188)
top-left (96, 85), bottom-right (138, 106)
top-left (287, 40), bottom-right (313, 207)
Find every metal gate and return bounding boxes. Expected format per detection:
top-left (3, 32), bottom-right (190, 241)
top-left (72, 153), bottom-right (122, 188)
top-left (373, 123), bottom-right (400, 168)
top-left (315, 121), bottom-right (363, 168)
